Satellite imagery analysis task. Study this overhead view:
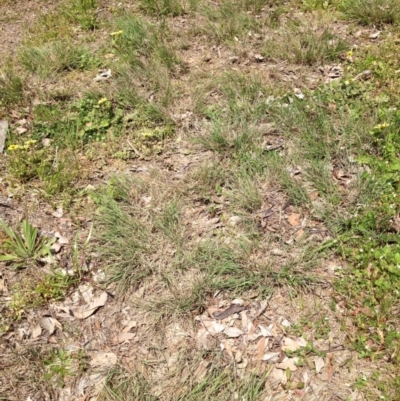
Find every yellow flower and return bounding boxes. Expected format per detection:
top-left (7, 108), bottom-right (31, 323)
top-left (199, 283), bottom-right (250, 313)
top-left (98, 97), bottom-right (108, 105)
top-left (110, 30), bottom-right (123, 36)
top-left (374, 122), bottom-right (390, 130)
top-left (24, 139), bottom-right (37, 146)
top-left (7, 144), bottom-right (20, 151)
top-left (346, 50), bottom-right (353, 58)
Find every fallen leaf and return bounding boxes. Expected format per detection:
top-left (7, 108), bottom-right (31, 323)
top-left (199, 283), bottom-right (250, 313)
top-left (270, 368), bottom-right (284, 388)
top-left (75, 396), bottom-right (88, 401)
top-left (296, 337), bottom-right (307, 347)
top-left (90, 352), bottom-right (118, 367)
top-left (213, 304), bottom-right (245, 320)
top-left (0, 120), bottom-right (8, 153)
top-left (42, 138), bottom-right (52, 147)
top-left (40, 316), bottom-right (62, 335)
top-left (55, 232), bottom-right (69, 245)
top-left (288, 213), bottom-right (301, 227)
top-left (50, 242), bottom-right (62, 254)
top-left (48, 336), bottom-right (58, 344)
top-left (31, 324), bottom-right (42, 339)
top-left (221, 339), bottom-right (234, 358)
top-left (112, 332), bottom-right (136, 345)
top-left (193, 360), bottom-right (211, 383)
top-left (309, 191), bottom-right (319, 201)
top-left (259, 324), bottom-right (273, 337)
top-left (276, 357), bottom-right (299, 371)
top-left (369, 31), bottom-right (380, 39)
top-left (211, 321), bottom-right (225, 333)
top-left (72, 292), bottom-right (107, 319)
top-left (122, 320), bottom-right (137, 333)
top-left (16, 126), bottom-right (27, 134)
top-left (0, 277), bottom-right (7, 293)
top-left (51, 208), bottom-right (63, 218)
top-left (94, 68), bottom-right (112, 82)
top-left (326, 353), bottom-right (334, 381)
top-left (224, 327), bottom-right (244, 338)
top-left (256, 337), bottom-right (266, 360)
top-left (315, 356), bottom-right (325, 373)
top-left (240, 310), bottom-right (248, 330)
top-left (262, 352), bottom-right (280, 363)
top-left (281, 337), bottom-right (300, 352)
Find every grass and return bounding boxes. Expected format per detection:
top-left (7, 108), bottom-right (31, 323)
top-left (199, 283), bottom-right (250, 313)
top-left (99, 359), bottom-right (269, 401)
top-left (340, 0), bottom-right (400, 25)
top-left (20, 42), bottom-right (98, 79)
top-left (0, 62), bottom-right (24, 108)
top-left (262, 24), bottom-right (348, 65)
top-left (3, 0), bottom-right (400, 399)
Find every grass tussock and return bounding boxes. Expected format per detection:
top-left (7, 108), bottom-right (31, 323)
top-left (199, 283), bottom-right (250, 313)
top-left (20, 42), bottom-right (98, 79)
top-left (340, 0), bottom-right (400, 26)
top-left (263, 24), bottom-right (348, 65)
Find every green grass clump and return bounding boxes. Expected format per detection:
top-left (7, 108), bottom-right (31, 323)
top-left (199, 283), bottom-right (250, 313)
top-left (20, 42), bottom-right (98, 79)
top-left (340, 0), bottom-right (400, 26)
top-left (263, 25), bottom-right (348, 65)
top-left (0, 63), bottom-right (24, 107)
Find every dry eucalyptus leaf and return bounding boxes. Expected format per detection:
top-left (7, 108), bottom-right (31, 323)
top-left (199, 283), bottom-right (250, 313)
top-left (56, 235), bottom-right (69, 245)
top-left (213, 304), bottom-right (245, 320)
top-left (72, 292), bottom-right (107, 319)
top-left (270, 368), bottom-right (284, 388)
top-left (259, 324), bottom-right (273, 337)
top-left (0, 277), bottom-right (7, 293)
top-left (112, 332), bottom-right (136, 345)
top-left (0, 120), bottom-right (8, 153)
top-left (15, 127), bottom-right (27, 134)
top-left (256, 337), bottom-right (267, 360)
top-left (296, 337), bottom-right (307, 347)
top-left (31, 324), bottom-right (42, 339)
top-left (315, 356), bottom-right (325, 373)
top-left (281, 337), bottom-right (300, 352)
top-left (40, 317), bottom-right (61, 335)
top-left (262, 352), bottom-right (280, 363)
top-left (90, 352), bottom-right (118, 367)
top-left (276, 357), bottom-right (299, 372)
top-left (211, 321), bottom-right (225, 333)
top-left (50, 242), bottom-right (62, 254)
top-left (224, 327), bottom-right (244, 338)
top-left (194, 361), bottom-right (211, 383)
top-left (122, 320), bottom-right (137, 333)
top-left (287, 213), bottom-right (301, 227)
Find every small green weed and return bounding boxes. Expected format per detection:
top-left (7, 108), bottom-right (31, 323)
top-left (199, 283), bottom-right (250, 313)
top-left (44, 348), bottom-right (87, 387)
top-left (0, 218), bottom-right (55, 269)
top-left (24, 10), bottom-right (74, 45)
top-left (31, 96), bottom-right (123, 148)
top-left (7, 139), bottom-right (79, 194)
top-left (9, 270), bottom-right (77, 319)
